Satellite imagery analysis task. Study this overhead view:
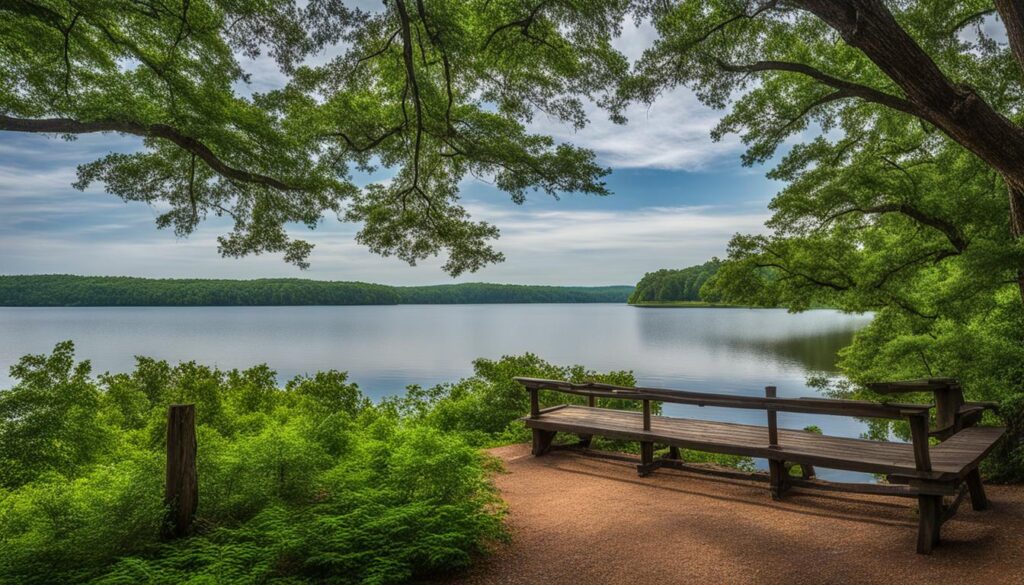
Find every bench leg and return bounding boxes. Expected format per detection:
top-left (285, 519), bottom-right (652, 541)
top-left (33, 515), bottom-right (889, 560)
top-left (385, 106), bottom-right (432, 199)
top-left (637, 441), bottom-right (655, 477)
top-left (917, 495), bottom-right (942, 554)
top-left (531, 429), bottom-right (556, 456)
top-left (769, 459), bottom-right (789, 500)
top-left (578, 434), bottom-right (593, 448)
top-left (667, 446), bottom-right (681, 460)
top-left (965, 469), bottom-right (989, 511)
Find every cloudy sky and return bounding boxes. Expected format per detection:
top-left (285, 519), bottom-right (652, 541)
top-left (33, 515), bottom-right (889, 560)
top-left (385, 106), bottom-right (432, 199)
top-left (0, 21), bottom-right (782, 286)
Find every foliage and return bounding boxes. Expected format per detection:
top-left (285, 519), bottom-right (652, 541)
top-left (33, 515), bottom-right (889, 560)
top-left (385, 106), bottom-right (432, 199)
top-left (0, 275), bottom-right (633, 306)
top-left (0, 341), bottom-right (108, 488)
top-left (0, 342), bottom-right (521, 584)
top-left (384, 353), bottom-right (642, 447)
top-left (628, 260), bottom-right (721, 304)
top-left (2, 342), bottom-right (705, 583)
top-left (0, 0), bottom-right (630, 273)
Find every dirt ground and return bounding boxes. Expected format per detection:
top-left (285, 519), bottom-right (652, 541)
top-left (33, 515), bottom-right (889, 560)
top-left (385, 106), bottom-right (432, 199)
top-left (448, 444), bottom-right (1024, 585)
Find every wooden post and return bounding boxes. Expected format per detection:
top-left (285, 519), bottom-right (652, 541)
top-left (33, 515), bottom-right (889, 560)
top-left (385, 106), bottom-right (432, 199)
top-left (587, 394), bottom-right (596, 408)
top-left (164, 404), bottom-right (197, 539)
top-left (768, 459), bottom-right (788, 500)
top-left (531, 429), bottom-right (556, 456)
top-left (529, 387), bottom-right (540, 419)
top-left (934, 383), bottom-right (965, 434)
top-left (638, 399), bottom-right (654, 476)
top-left (907, 413), bottom-right (932, 472)
top-left (765, 386), bottom-right (779, 448)
top-left (965, 468), bottom-right (989, 511)
top-left (917, 494), bottom-right (942, 554)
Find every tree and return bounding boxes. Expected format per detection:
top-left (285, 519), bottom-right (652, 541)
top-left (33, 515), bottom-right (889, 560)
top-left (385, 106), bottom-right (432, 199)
top-left (1, 0), bottom-right (627, 273)
top-left (620, 0), bottom-right (1024, 304)
top-left (0, 341), bottom-right (107, 487)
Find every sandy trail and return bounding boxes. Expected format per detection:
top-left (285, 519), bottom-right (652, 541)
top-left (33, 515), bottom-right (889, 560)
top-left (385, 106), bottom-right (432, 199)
top-left (446, 444), bottom-right (1024, 585)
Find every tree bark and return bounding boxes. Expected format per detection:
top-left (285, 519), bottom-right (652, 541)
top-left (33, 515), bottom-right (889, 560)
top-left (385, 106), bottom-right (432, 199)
top-left (1008, 181), bottom-right (1024, 302)
top-left (995, 0), bottom-right (1024, 74)
top-left (163, 404), bottom-right (198, 539)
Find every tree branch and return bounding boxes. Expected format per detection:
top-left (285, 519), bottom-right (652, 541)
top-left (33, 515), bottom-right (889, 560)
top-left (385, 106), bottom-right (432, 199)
top-left (325, 124), bottom-right (404, 152)
top-left (394, 0), bottom-right (425, 194)
top-left (483, 0), bottom-right (553, 50)
top-left (0, 115), bottom-right (301, 191)
top-left (823, 202), bottom-right (968, 252)
top-left (717, 59), bottom-right (922, 117)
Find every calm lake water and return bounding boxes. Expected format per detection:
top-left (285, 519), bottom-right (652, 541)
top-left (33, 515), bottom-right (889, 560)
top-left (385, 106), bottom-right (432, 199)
top-left (0, 304), bottom-right (874, 478)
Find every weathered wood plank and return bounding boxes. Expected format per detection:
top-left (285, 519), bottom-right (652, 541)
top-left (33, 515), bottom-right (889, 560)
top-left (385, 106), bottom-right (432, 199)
top-left (514, 377), bottom-right (931, 419)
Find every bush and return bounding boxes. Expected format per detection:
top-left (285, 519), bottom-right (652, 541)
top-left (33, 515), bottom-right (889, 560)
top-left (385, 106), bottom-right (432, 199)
top-left (0, 342), bottom-right (511, 584)
top-left (4, 342), bottom-right (686, 584)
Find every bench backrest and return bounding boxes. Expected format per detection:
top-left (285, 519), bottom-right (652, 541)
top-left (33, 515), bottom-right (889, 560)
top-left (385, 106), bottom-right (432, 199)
top-left (515, 377), bottom-right (936, 472)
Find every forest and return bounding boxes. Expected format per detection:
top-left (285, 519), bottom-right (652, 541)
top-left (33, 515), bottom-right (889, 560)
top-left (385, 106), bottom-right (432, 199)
top-left (627, 260), bottom-right (722, 304)
top-left (0, 276), bottom-right (633, 306)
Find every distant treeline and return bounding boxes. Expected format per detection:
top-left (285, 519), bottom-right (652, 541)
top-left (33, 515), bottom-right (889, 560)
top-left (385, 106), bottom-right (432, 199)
top-left (628, 260), bottom-right (721, 304)
top-left (0, 275), bottom-right (634, 306)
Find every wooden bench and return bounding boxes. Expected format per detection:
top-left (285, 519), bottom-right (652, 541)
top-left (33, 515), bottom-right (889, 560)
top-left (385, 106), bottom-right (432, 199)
top-left (515, 377), bottom-right (1005, 554)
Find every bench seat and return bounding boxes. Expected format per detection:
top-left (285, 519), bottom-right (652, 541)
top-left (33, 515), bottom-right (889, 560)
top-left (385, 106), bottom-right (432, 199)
top-left (525, 405), bottom-right (1005, 481)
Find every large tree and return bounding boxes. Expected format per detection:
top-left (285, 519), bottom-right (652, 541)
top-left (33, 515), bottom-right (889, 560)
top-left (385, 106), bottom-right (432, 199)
top-left (620, 0), bottom-right (1024, 304)
top-left (0, 0), bottom-right (628, 273)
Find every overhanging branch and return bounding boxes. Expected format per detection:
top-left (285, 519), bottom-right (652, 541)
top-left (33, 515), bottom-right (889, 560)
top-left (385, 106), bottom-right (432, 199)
top-left (0, 114), bottom-right (301, 191)
top-left (717, 59), bottom-right (922, 118)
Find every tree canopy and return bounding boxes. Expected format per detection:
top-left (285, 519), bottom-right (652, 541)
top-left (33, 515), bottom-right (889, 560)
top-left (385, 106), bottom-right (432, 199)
top-left (1, 0), bottom-right (629, 273)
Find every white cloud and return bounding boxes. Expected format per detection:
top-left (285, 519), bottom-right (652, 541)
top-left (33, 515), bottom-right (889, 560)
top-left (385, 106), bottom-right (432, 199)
top-left (0, 201), bottom-right (768, 285)
top-left (527, 19), bottom-right (742, 171)
top-left (532, 88), bottom-right (740, 171)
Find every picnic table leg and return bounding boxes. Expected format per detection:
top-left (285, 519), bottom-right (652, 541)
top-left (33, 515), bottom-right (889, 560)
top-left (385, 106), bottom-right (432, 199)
top-left (965, 468), bottom-right (989, 511)
top-left (768, 459), bottom-right (789, 500)
top-left (637, 441), bottom-right (655, 476)
top-left (532, 429), bottom-right (556, 456)
top-left (578, 434), bottom-right (593, 448)
top-left (667, 445), bottom-right (681, 460)
top-left (917, 495), bottom-right (942, 554)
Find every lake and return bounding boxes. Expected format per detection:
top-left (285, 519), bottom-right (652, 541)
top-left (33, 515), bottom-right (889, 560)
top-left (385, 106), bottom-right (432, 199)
top-left (0, 304), bottom-right (874, 478)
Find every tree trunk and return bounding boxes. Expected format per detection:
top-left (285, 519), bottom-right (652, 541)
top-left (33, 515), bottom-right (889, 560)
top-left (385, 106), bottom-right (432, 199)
top-left (163, 404), bottom-right (198, 539)
top-left (1008, 181), bottom-right (1024, 304)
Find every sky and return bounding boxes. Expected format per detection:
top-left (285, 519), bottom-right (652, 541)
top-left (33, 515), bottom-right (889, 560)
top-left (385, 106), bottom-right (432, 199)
top-left (0, 19), bottom-right (784, 287)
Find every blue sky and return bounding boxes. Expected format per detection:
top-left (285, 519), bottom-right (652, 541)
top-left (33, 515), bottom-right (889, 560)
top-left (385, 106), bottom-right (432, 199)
top-left (0, 21), bottom-right (783, 286)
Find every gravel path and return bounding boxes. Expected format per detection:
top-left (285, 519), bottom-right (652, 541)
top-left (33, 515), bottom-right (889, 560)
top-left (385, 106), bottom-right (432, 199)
top-left (448, 444), bottom-right (1024, 585)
